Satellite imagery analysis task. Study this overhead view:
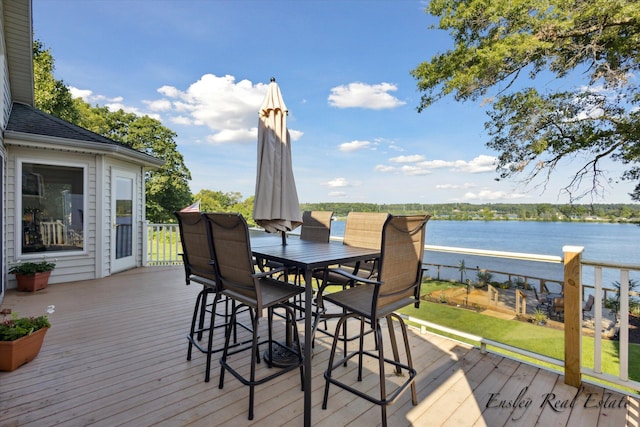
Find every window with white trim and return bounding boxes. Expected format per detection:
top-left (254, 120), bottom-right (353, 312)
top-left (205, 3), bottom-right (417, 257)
top-left (19, 162), bottom-right (85, 254)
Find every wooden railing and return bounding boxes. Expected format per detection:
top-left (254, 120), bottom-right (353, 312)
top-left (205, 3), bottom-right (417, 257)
top-left (143, 223), bottom-right (639, 393)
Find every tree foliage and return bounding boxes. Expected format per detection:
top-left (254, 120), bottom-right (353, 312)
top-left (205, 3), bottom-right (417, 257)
top-left (33, 40), bottom-right (78, 123)
top-left (411, 0), bottom-right (640, 202)
top-left (193, 189), bottom-right (255, 226)
top-left (33, 40), bottom-right (192, 222)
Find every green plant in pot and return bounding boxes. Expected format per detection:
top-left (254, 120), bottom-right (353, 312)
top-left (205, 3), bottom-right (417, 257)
top-left (0, 306), bottom-right (54, 371)
top-left (9, 258), bottom-right (56, 292)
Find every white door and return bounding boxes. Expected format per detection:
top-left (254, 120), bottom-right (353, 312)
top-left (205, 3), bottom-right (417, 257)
top-left (111, 171), bottom-right (137, 272)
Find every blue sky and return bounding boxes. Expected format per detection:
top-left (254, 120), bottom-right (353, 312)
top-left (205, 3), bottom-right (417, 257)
top-left (32, 0), bottom-right (636, 204)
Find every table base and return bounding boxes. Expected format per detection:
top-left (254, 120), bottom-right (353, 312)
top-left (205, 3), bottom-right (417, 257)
top-left (263, 341), bottom-right (308, 368)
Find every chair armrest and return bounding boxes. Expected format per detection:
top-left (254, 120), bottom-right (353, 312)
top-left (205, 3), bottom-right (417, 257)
top-left (324, 267), bottom-right (381, 286)
top-left (252, 265), bottom-right (288, 279)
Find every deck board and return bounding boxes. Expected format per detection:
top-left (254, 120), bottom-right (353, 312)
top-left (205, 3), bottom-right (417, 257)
top-left (1, 266), bottom-right (638, 426)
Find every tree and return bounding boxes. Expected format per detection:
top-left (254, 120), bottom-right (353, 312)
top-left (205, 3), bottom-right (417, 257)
top-left (33, 40), bottom-right (79, 123)
top-left (411, 0), bottom-right (640, 202)
top-left (74, 104), bottom-right (193, 222)
top-left (194, 190), bottom-right (256, 226)
top-left (33, 39), bottom-right (192, 223)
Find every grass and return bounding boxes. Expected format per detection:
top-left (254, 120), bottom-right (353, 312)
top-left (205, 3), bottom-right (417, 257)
top-left (399, 280), bottom-right (640, 388)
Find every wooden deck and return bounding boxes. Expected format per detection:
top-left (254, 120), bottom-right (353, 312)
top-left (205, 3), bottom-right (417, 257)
top-left (1, 266), bottom-right (638, 426)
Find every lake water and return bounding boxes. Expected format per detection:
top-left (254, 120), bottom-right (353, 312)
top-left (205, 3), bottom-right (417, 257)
top-left (329, 220), bottom-right (640, 288)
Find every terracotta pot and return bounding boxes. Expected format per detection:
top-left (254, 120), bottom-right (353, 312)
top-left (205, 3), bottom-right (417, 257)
top-left (14, 271), bottom-right (52, 292)
top-left (0, 327), bottom-right (48, 371)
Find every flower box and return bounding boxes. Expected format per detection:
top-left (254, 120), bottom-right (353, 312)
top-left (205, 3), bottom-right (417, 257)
top-left (0, 327), bottom-right (48, 371)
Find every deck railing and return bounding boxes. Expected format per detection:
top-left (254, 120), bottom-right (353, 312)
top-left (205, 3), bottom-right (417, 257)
top-left (144, 222), bottom-right (639, 394)
top-left (577, 254), bottom-right (640, 392)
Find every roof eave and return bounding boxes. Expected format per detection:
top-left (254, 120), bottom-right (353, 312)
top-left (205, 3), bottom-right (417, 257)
top-left (4, 130), bottom-right (165, 169)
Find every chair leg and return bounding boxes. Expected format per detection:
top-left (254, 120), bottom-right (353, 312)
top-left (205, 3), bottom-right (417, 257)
top-left (248, 315), bottom-right (260, 420)
top-left (323, 313), bottom-right (417, 425)
top-left (386, 316), bottom-right (402, 374)
top-left (322, 314), bottom-right (349, 409)
top-left (187, 287), bottom-right (207, 361)
top-left (197, 285), bottom-right (209, 341)
top-left (375, 320), bottom-right (388, 427)
top-left (393, 313), bottom-right (418, 405)
top-left (204, 293), bottom-right (222, 382)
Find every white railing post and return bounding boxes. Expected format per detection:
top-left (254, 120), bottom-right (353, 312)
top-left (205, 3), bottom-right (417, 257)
top-left (142, 220), bottom-right (149, 267)
top-left (563, 245), bottom-right (584, 388)
top-left (619, 269), bottom-right (630, 381)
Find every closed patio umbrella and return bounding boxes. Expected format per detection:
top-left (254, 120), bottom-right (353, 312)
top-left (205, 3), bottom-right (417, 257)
top-left (253, 78), bottom-right (302, 243)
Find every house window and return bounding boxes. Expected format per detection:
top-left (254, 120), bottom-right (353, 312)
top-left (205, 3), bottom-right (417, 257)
top-left (20, 162), bottom-right (85, 254)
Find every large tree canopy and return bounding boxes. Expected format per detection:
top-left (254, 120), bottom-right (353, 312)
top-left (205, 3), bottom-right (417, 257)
top-left (411, 0), bottom-right (640, 202)
top-left (33, 41), bottom-right (192, 222)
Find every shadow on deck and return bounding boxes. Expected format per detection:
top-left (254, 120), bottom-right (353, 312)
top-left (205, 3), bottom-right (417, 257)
top-left (0, 266), bottom-right (637, 426)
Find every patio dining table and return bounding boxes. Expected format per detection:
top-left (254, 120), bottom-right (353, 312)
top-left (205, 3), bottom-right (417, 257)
top-left (251, 235), bottom-right (381, 427)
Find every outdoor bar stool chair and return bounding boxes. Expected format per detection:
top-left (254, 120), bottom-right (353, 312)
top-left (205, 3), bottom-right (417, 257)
top-left (288, 210), bottom-right (334, 317)
top-left (551, 296), bottom-right (565, 320)
top-left (203, 212), bottom-right (305, 421)
top-left (311, 212), bottom-right (389, 351)
top-left (583, 294), bottom-right (595, 320)
top-left (321, 214), bottom-right (430, 427)
top-left (532, 286), bottom-right (551, 312)
top-left (174, 211), bottom-right (252, 382)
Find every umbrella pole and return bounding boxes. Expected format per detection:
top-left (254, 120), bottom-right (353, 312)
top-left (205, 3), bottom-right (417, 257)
top-left (281, 230), bottom-right (287, 245)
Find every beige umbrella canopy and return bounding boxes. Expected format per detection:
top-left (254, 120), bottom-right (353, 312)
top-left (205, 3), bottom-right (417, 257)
top-left (253, 78), bottom-right (302, 241)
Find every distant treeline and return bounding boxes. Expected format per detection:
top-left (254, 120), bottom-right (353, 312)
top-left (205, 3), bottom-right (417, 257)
top-left (299, 203), bottom-right (640, 223)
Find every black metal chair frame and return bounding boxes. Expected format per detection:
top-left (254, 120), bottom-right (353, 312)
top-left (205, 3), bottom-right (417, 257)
top-left (174, 211), bottom-right (252, 383)
top-left (321, 214), bottom-right (430, 427)
top-left (311, 212), bottom-right (389, 357)
top-left (203, 212), bottom-right (305, 421)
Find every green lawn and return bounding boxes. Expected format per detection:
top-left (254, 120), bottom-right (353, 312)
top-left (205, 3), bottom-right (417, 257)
top-left (399, 281), bottom-right (640, 388)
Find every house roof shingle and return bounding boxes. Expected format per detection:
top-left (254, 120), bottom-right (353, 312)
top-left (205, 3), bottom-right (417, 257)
top-left (6, 103), bottom-right (163, 167)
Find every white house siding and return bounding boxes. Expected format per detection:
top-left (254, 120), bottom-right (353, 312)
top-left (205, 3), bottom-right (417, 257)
top-left (6, 146), bottom-right (98, 287)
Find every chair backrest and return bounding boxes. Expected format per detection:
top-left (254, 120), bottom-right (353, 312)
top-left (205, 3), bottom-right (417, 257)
top-left (553, 297), bottom-right (564, 312)
top-left (174, 211), bottom-right (217, 285)
top-left (300, 211), bottom-right (333, 242)
top-left (375, 215), bottom-right (430, 313)
top-left (584, 294), bottom-right (595, 311)
top-left (201, 212), bottom-right (257, 301)
top-left (343, 212), bottom-right (389, 249)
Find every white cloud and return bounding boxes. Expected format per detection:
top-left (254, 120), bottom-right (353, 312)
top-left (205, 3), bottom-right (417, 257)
top-left (289, 129), bottom-right (304, 141)
top-left (328, 191), bottom-right (348, 198)
top-left (452, 155), bottom-right (497, 173)
top-left (156, 74), bottom-right (269, 144)
top-left (436, 183), bottom-right (477, 190)
top-left (374, 164), bottom-right (396, 172)
top-left (325, 177), bottom-right (349, 188)
top-left (401, 165), bottom-right (431, 176)
top-left (418, 159), bottom-right (453, 169)
top-left (170, 115), bottom-right (193, 125)
top-left (207, 127), bottom-right (257, 145)
top-left (339, 140), bottom-right (371, 152)
top-left (328, 82), bottom-right (406, 110)
top-left (389, 154), bottom-right (425, 163)
top-left (463, 190), bottom-right (529, 201)
top-left (69, 86), bottom-right (94, 101)
top-left (376, 154), bottom-right (497, 177)
top-left (145, 99), bottom-right (172, 112)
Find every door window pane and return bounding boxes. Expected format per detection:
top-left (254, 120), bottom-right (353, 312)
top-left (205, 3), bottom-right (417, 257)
top-left (21, 163), bottom-right (84, 254)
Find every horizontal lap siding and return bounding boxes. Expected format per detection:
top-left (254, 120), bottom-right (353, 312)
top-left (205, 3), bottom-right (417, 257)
top-left (5, 148), bottom-right (99, 285)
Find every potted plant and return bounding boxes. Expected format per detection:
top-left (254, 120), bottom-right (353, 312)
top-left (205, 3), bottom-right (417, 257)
top-left (9, 258), bottom-right (56, 292)
top-left (0, 306), bottom-right (54, 371)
